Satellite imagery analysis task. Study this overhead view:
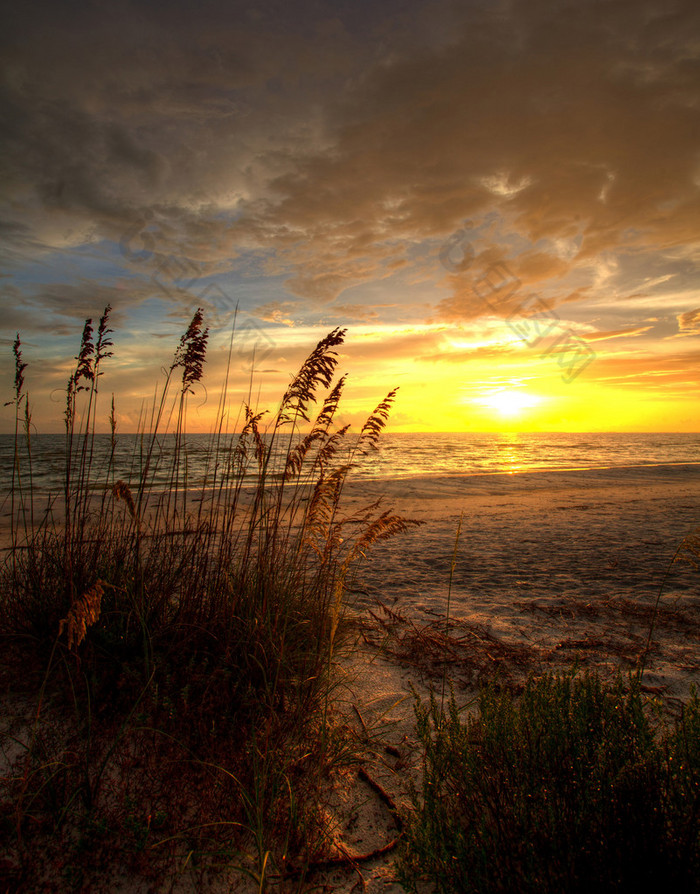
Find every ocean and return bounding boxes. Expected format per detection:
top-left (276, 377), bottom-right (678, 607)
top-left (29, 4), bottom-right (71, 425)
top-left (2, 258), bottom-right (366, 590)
top-left (0, 431), bottom-right (698, 496)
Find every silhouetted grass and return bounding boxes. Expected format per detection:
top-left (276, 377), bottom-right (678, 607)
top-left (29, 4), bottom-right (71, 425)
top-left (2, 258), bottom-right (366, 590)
top-left (398, 672), bottom-right (700, 894)
top-left (0, 309), bottom-right (417, 889)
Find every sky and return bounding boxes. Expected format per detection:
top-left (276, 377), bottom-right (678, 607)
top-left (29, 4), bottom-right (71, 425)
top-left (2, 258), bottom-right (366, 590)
top-left (1, 0), bottom-right (699, 434)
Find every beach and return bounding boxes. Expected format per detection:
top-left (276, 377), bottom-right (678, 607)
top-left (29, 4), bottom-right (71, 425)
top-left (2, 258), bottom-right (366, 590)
top-left (2, 460), bottom-right (698, 892)
top-left (340, 463), bottom-right (700, 708)
top-left (310, 463), bottom-right (700, 892)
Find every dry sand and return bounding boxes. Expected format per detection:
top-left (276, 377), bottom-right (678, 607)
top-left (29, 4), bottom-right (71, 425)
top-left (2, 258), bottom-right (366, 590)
top-left (345, 463), bottom-right (700, 698)
top-left (314, 463), bottom-right (700, 892)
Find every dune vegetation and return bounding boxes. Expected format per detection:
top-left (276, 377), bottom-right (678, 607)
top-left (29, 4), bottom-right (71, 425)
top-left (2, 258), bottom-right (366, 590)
top-left (0, 308), bottom-right (416, 890)
top-left (398, 672), bottom-right (700, 893)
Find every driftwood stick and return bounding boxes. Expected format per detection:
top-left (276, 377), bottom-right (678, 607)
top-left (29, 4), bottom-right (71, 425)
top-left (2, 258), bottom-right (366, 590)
top-left (281, 768), bottom-right (403, 879)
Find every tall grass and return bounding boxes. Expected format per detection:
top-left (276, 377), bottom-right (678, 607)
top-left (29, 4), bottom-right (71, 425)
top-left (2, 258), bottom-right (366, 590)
top-left (0, 309), bottom-right (416, 888)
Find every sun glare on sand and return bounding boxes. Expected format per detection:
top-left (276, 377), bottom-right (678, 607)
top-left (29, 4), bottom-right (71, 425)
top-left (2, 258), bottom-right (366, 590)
top-left (474, 389), bottom-right (543, 418)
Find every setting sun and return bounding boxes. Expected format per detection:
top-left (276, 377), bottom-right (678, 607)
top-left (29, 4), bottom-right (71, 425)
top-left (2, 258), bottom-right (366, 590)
top-left (474, 389), bottom-right (543, 418)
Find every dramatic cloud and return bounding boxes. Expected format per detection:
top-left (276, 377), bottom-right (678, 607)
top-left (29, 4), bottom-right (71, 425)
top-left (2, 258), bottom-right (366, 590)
top-left (678, 307), bottom-right (700, 335)
top-left (1, 0), bottom-right (699, 430)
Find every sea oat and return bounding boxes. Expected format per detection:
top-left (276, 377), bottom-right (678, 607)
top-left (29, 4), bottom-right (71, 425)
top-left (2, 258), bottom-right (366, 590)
top-left (674, 526), bottom-right (700, 570)
top-left (64, 374), bottom-right (76, 432)
top-left (113, 479), bottom-right (138, 521)
top-left (357, 388), bottom-right (398, 452)
top-left (348, 510), bottom-right (422, 562)
top-left (173, 308), bottom-right (209, 392)
top-left (314, 424), bottom-right (350, 472)
top-left (243, 404), bottom-right (267, 467)
top-left (285, 428), bottom-right (324, 480)
top-left (95, 304), bottom-right (114, 368)
top-left (58, 581), bottom-right (105, 651)
top-left (284, 376), bottom-right (349, 480)
top-left (4, 334), bottom-right (28, 406)
top-left (305, 467), bottom-right (348, 530)
top-left (279, 328), bottom-right (346, 424)
top-left (74, 318), bottom-right (95, 388)
top-left (315, 374), bottom-right (346, 430)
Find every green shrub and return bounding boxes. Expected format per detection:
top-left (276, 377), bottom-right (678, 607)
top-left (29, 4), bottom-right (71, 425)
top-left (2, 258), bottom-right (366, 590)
top-left (399, 673), bottom-right (700, 894)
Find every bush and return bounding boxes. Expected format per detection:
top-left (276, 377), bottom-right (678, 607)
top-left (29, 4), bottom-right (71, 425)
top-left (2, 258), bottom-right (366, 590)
top-left (399, 673), bottom-right (700, 894)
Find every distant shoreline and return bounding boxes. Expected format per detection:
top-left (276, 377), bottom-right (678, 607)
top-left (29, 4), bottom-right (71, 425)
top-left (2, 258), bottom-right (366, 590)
top-left (2, 431), bottom-right (698, 494)
top-left (2, 459), bottom-right (700, 500)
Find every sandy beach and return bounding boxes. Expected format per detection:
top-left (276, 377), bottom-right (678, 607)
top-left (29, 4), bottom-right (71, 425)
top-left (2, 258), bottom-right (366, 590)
top-left (310, 463), bottom-right (700, 892)
top-left (346, 463), bottom-right (700, 697)
top-left (2, 462), bottom-right (698, 892)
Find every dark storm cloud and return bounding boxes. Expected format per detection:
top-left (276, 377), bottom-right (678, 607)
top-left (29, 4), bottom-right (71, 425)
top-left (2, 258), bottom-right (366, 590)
top-left (1, 0), bottom-right (699, 317)
top-left (1, 0), bottom-right (384, 260)
top-left (234, 0), bottom-right (700, 306)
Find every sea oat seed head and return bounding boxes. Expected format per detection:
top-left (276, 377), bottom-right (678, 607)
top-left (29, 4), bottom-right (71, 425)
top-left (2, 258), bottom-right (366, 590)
top-left (58, 581), bottom-right (105, 651)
